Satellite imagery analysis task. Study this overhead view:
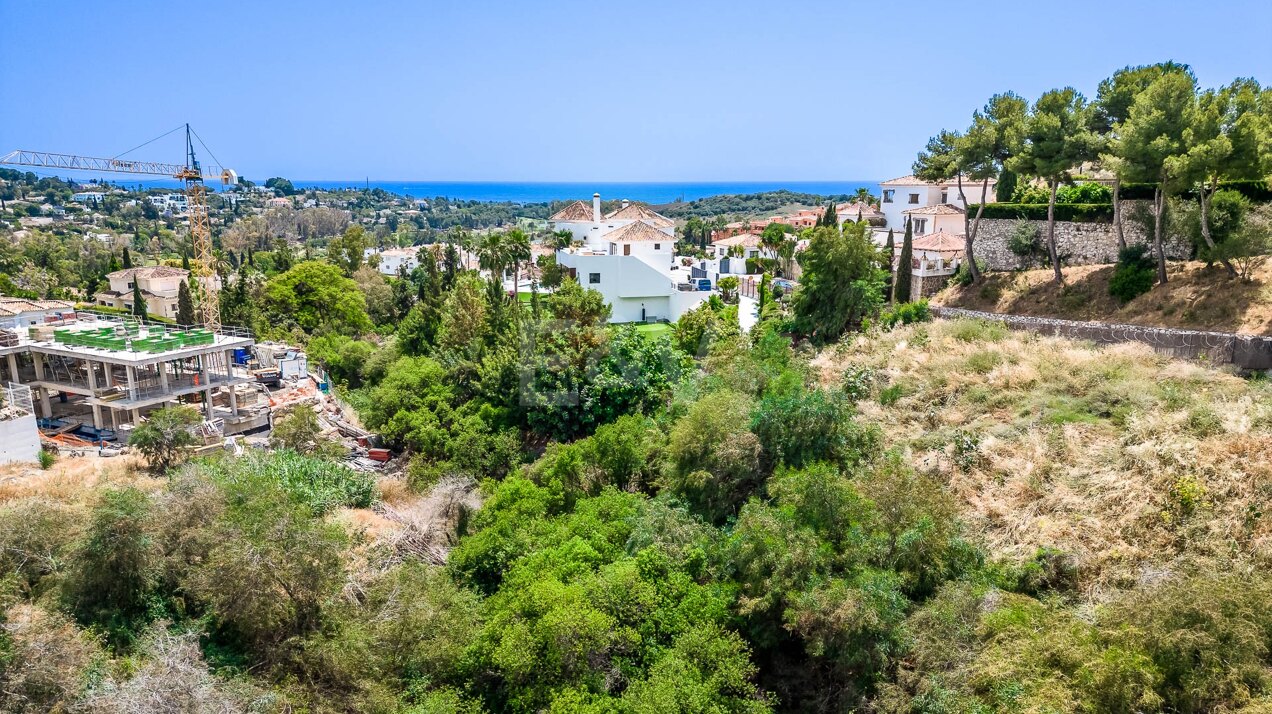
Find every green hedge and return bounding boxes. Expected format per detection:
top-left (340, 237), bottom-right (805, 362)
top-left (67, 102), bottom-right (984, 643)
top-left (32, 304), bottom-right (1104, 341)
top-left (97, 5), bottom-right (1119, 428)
top-left (1118, 179), bottom-right (1272, 202)
top-left (975, 203), bottom-right (1113, 222)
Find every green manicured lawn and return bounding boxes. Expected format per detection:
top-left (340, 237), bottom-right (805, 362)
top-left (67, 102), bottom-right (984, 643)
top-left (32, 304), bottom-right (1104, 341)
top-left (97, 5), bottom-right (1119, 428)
top-left (629, 322), bottom-right (672, 338)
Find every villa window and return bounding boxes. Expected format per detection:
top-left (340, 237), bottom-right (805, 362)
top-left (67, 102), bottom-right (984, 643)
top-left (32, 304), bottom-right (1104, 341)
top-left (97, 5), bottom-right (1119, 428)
top-left (908, 193), bottom-right (920, 204)
top-left (623, 244), bottom-right (631, 256)
top-left (589, 272), bottom-right (601, 284)
top-left (913, 219), bottom-right (927, 234)
top-left (883, 190), bottom-right (894, 203)
top-left (654, 243), bottom-right (661, 250)
top-left (940, 190), bottom-right (948, 203)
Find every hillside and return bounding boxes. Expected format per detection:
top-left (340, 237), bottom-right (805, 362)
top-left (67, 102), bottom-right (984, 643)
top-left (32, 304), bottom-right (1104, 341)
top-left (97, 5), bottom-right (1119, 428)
top-left (937, 260), bottom-right (1272, 335)
top-left (656, 189), bottom-right (853, 219)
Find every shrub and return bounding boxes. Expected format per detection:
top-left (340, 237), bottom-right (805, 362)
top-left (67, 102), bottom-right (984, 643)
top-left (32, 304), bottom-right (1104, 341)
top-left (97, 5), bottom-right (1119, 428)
top-left (128, 405), bottom-right (200, 473)
top-left (751, 386), bottom-right (879, 471)
top-left (1057, 182), bottom-right (1113, 203)
top-left (37, 449), bottom-right (55, 470)
top-left (1108, 244), bottom-right (1156, 304)
top-left (878, 299), bottom-right (931, 330)
top-left (949, 259), bottom-right (986, 287)
top-left (841, 366), bottom-right (877, 400)
top-left (1007, 221), bottom-right (1041, 259)
top-left (949, 318), bottom-right (1009, 343)
top-left (975, 203), bottom-right (1113, 222)
top-left (201, 449), bottom-right (377, 514)
top-left (878, 384), bottom-right (905, 406)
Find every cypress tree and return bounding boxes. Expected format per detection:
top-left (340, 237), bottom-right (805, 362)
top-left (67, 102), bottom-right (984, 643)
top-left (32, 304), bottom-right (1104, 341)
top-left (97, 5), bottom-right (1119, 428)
top-left (122, 246), bottom-right (133, 269)
top-left (894, 221), bottom-right (913, 304)
top-left (131, 282), bottom-right (147, 318)
top-left (182, 253), bottom-right (191, 272)
top-left (883, 228), bottom-right (896, 300)
top-left (176, 279), bottom-right (195, 326)
top-left (821, 202), bottom-right (837, 228)
top-left (108, 253), bottom-right (121, 273)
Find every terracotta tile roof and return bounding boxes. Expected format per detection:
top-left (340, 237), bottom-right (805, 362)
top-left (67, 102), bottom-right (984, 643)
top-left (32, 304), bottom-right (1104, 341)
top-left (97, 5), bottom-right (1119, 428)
top-left (604, 203), bottom-right (674, 228)
top-left (836, 201), bottom-right (885, 217)
top-left (712, 232), bottom-right (763, 248)
top-left (881, 175), bottom-right (928, 186)
top-left (604, 220), bottom-right (672, 243)
top-left (903, 203), bottom-right (965, 216)
top-left (550, 200), bottom-right (595, 222)
top-left (0, 296), bottom-right (74, 317)
top-left (107, 266), bottom-right (189, 280)
top-left (910, 232), bottom-right (967, 253)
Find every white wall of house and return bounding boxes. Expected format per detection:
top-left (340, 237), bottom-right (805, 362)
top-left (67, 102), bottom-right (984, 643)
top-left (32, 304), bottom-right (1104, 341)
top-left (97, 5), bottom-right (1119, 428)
top-left (556, 251), bottom-right (704, 323)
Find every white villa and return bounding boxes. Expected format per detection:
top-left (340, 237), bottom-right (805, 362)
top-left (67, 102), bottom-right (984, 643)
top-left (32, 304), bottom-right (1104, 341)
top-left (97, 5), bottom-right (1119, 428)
top-left (364, 246), bottom-right (420, 276)
top-left (878, 175), bottom-right (996, 232)
top-left (552, 193), bottom-right (710, 324)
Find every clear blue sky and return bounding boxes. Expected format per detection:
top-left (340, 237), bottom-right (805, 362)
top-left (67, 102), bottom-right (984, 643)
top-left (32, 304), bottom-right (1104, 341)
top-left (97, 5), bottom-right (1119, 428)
top-left (1, 0), bottom-right (1269, 182)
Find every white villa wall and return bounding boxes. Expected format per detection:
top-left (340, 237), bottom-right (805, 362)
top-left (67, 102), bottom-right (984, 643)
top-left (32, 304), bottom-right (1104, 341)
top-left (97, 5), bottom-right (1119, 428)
top-left (0, 414), bottom-right (40, 464)
top-left (557, 251), bottom-right (702, 323)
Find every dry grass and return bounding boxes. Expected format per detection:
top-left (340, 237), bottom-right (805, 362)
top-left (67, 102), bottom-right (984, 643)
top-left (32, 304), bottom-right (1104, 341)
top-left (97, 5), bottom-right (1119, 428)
top-left (938, 260), bottom-right (1272, 335)
top-left (816, 319), bottom-right (1272, 596)
top-left (0, 453), bottom-right (160, 505)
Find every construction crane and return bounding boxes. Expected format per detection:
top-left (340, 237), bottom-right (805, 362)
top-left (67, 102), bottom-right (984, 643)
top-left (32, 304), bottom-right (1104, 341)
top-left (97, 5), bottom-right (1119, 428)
top-left (1, 125), bottom-right (236, 331)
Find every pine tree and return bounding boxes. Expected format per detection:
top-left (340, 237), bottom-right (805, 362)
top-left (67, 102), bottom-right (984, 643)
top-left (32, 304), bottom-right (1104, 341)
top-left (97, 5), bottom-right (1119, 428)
top-left (883, 228), bottom-right (896, 300)
top-left (176, 279), bottom-right (195, 326)
top-left (122, 246), bottom-right (133, 269)
top-left (131, 282), bottom-right (147, 318)
top-left (894, 221), bottom-right (913, 304)
top-left (108, 253), bottom-right (121, 273)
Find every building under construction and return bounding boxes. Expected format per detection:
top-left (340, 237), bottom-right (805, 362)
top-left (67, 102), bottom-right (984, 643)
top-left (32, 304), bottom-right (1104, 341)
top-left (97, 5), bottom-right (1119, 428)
top-left (0, 306), bottom-right (270, 445)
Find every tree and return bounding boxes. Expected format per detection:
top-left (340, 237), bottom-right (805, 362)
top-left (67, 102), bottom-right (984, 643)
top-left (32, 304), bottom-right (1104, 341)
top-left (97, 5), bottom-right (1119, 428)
top-left (327, 225), bottom-right (370, 275)
top-left (1009, 87), bottom-right (1100, 282)
top-left (760, 222), bottom-right (789, 260)
top-left (121, 246), bottom-right (132, 269)
top-left (264, 177), bottom-right (296, 195)
top-left (1117, 71), bottom-right (1199, 284)
top-left (718, 275), bottom-right (740, 304)
top-left (792, 222), bottom-right (887, 343)
top-left (914, 93), bottom-right (1027, 285)
top-left (1093, 63), bottom-right (1193, 248)
top-left (130, 282), bottom-right (147, 319)
top-left (504, 228), bottom-right (532, 295)
top-left (176, 278), bottom-right (194, 325)
top-left (894, 220), bottom-right (913, 303)
top-left (270, 405), bottom-right (345, 458)
top-left (883, 228), bottom-right (896, 300)
top-left (263, 260), bottom-right (372, 335)
top-left (1174, 78), bottom-right (1269, 277)
top-left (128, 405), bottom-right (200, 473)
top-left (818, 202), bottom-right (838, 228)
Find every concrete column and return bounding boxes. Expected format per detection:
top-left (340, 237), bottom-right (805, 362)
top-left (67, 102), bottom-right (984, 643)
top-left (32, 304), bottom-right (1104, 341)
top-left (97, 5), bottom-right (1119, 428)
top-left (159, 360), bottom-right (169, 390)
top-left (86, 361), bottom-right (102, 429)
top-left (4, 353), bottom-right (15, 383)
top-left (203, 389), bottom-right (214, 419)
top-left (39, 388), bottom-right (51, 418)
top-left (32, 352), bottom-right (45, 381)
top-left (224, 350), bottom-right (234, 380)
top-left (104, 363), bottom-right (114, 387)
top-left (126, 365), bottom-right (137, 401)
top-left (131, 408), bottom-right (139, 424)
top-left (229, 387), bottom-right (239, 417)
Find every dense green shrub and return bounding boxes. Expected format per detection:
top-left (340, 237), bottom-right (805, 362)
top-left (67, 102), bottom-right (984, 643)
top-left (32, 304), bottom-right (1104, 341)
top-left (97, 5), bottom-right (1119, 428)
top-left (877, 299), bottom-right (931, 330)
top-left (751, 385), bottom-right (879, 471)
top-left (1108, 244), bottom-right (1157, 304)
top-left (1119, 179), bottom-right (1272, 202)
top-left (975, 203), bottom-right (1114, 222)
top-left (199, 449), bottom-right (376, 514)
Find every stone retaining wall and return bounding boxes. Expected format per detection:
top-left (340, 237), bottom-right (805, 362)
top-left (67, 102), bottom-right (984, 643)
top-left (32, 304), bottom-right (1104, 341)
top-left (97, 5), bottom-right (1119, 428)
top-left (973, 200), bottom-right (1191, 270)
top-left (932, 306), bottom-right (1272, 371)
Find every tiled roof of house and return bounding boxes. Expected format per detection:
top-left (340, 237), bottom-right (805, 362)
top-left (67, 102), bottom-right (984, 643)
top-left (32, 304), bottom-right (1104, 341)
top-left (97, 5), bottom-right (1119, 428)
top-left (910, 232), bottom-right (967, 253)
top-left (549, 200), bottom-right (595, 222)
top-left (605, 220), bottom-right (671, 243)
top-left (882, 175), bottom-right (997, 187)
top-left (605, 203), bottom-right (674, 228)
top-left (0, 296), bottom-right (74, 317)
top-left (836, 201), bottom-right (885, 217)
top-left (903, 203), bottom-right (965, 216)
top-left (712, 232), bottom-right (763, 248)
top-left (107, 266), bottom-right (189, 280)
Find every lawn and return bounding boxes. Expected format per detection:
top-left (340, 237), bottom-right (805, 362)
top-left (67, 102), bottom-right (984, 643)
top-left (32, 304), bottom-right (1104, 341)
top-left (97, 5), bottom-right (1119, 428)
top-left (629, 322), bottom-right (672, 339)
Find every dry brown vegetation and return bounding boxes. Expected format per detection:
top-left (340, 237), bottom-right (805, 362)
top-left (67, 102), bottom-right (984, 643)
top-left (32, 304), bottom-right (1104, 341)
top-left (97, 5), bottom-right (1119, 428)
top-left (815, 318), bottom-right (1272, 597)
top-left (938, 260), bottom-right (1272, 334)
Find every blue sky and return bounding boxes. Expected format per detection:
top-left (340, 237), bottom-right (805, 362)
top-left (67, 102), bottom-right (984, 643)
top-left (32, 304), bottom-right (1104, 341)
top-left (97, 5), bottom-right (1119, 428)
top-left (1, 0), bottom-right (1269, 182)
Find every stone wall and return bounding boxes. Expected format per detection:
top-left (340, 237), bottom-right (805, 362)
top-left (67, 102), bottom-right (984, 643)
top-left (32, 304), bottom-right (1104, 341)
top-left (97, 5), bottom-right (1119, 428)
top-left (974, 200), bottom-right (1191, 271)
top-left (932, 306), bottom-right (1272, 372)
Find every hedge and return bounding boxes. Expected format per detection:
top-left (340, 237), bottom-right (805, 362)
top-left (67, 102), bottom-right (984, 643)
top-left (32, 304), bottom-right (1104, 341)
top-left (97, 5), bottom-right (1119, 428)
top-left (1118, 179), bottom-right (1272, 202)
top-left (974, 203), bottom-right (1114, 222)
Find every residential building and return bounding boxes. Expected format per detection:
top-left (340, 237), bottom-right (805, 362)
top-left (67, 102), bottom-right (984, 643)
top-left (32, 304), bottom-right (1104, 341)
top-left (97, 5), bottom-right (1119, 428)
top-left (0, 297), bottom-right (76, 328)
top-left (878, 175), bottom-right (995, 231)
top-left (552, 193), bottom-right (709, 323)
top-left (95, 266), bottom-right (197, 320)
top-left (71, 191), bottom-right (107, 204)
top-left (364, 246), bottom-right (420, 276)
top-left (893, 232), bottom-right (966, 301)
top-left (901, 203), bottom-right (965, 237)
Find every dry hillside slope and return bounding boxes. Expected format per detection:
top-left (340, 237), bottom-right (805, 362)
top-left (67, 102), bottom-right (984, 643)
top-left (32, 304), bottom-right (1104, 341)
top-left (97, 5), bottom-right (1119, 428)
top-left (937, 260), bottom-right (1272, 334)
top-left (816, 318), bottom-right (1272, 598)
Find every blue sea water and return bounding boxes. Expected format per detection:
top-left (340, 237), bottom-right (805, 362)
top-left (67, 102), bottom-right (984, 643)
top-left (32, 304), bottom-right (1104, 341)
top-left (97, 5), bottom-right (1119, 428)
top-left (288, 180), bottom-right (880, 204)
top-left (76, 178), bottom-right (880, 204)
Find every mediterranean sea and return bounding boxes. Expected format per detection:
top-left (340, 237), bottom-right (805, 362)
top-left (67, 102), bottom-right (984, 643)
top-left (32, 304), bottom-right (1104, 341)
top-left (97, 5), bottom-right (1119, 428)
top-left (287, 180), bottom-right (880, 204)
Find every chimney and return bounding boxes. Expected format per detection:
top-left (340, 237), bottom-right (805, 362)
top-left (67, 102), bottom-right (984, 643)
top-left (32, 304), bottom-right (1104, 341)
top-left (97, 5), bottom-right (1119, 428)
top-left (621, 199), bottom-right (630, 210)
top-left (593, 193), bottom-right (601, 223)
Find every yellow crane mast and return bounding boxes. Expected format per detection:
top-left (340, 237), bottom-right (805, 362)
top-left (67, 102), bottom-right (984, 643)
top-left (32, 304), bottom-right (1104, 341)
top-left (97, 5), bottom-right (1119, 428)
top-left (1, 125), bottom-right (236, 331)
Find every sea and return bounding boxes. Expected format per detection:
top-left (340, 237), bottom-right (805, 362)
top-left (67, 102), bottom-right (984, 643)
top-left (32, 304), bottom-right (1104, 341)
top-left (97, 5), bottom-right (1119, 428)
top-left (104, 179), bottom-right (879, 204)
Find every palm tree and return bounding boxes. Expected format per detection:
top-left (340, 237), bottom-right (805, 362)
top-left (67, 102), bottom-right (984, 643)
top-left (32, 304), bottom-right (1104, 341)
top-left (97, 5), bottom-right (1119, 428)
top-left (504, 229), bottom-right (532, 296)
